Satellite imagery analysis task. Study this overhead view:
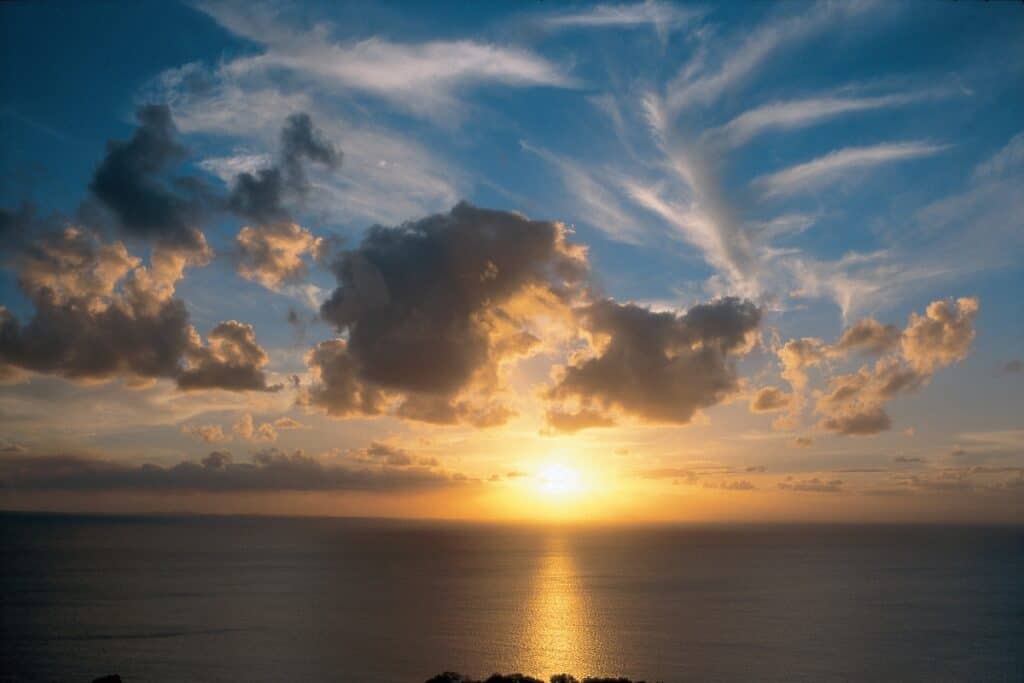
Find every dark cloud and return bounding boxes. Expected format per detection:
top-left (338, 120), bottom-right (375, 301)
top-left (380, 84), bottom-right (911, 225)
top-left (0, 226), bottom-right (274, 392)
top-left (792, 437), bottom-right (813, 448)
top-left (893, 455), bottom-right (925, 464)
top-left (307, 202), bottom-right (588, 425)
top-left (778, 477), bottom-right (843, 493)
top-left (0, 449), bottom-right (462, 493)
top-left (89, 104), bottom-right (211, 251)
top-left (820, 405), bottom-right (892, 436)
top-left (228, 112), bottom-right (341, 226)
top-left (546, 297), bottom-right (760, 426)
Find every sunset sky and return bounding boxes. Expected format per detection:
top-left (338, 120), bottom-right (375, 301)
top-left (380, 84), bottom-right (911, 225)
top-left (1, 0), bottom-right (1022, 522)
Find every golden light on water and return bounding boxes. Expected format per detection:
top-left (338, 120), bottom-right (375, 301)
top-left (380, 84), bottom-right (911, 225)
top-left (522, 533), bottom-right (606, 677)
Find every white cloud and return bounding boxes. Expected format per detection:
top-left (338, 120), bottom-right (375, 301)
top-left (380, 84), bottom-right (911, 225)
top-left (197, 1), bottom-right (573, 120)
top-left (705, 91), bottom-right (938, 148)
top-left (542, 1), bottom-right (701, 40)
top-left (521, 141), bottom-right (648, 245)
top-left (754, 142), bottom-right (949, 198)
top-left (665, 0), bottom-right (881, 113)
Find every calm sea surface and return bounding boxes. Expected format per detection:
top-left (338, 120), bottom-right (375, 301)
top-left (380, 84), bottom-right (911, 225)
top-left (1, 513), bottom-right (1022, 682)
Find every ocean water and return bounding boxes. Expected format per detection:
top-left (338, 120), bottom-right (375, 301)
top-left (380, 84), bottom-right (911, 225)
top-left (1, 514), bottom-right (1022, 683)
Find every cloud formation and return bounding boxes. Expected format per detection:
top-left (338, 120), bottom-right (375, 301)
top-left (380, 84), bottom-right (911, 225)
top-left (0, 449), bottom-right (461, 493)
top-left (546, 297), bottom-right (760, 429)
top-left (89, 104), bottom-right (212, 251)
top-left (0, 223), bottom-right (274, 392)
top-left (305, 202), bottom-right (588, 425)
top-left (772, 298), bottom-right (979, 436)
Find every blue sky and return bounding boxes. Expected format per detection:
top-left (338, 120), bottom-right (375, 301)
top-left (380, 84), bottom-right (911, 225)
top-left (1, 0), bottom-right (1022, 520)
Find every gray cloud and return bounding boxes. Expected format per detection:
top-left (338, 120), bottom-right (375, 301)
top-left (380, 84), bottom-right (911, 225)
top-left (0, 449), bottom-right (461, 493)
top-left (546, 297), bottom-right (760, 427)
top-left (0, 225), bottom-right (274, 392)
top-left (1003, 359), bottom-right (1023, 375)
top-left (307, 202), bottom-right (588, 425)
top-left (778, 477), bottom-right (843, 493)
top-left (89, 104), bottom-right (212, 251)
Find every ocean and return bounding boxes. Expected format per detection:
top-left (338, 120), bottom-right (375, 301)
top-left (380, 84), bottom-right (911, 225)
top-left (1, 513), bottom-right (1021, 682)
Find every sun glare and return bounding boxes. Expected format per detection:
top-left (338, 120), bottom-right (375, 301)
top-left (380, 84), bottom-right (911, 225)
top-left (536, 463), bottom-right (584, 498)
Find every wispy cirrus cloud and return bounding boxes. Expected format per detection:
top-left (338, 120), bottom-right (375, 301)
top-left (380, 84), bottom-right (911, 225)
top-left (754, 141), bottom-right (949, 198)
top-left (705, 90), bottom-right (944, 148)
top-left (196, 0), bottom-right (574, 120)
top-left (665, 0), bottom-right (882, 113)
top-left (541, 1), bottom-right (702, 39)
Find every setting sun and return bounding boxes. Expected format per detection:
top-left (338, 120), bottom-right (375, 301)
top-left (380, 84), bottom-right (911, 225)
top-left (535, 463), bottom-right (584, 498)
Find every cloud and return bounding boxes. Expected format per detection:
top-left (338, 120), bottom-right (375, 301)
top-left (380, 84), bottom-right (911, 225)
top-left (182, 423), bottom-right (229, 443)
top-left (305, 202), bottom-right (587, 425)
top-left (792, 436), bottom-right (813, 448)
top-left (778, 477), bottom-right (843, 493)
top-left (665, 0), bottom-right (881, 113)
top-left (754, 142), bottom-right (948, 198)
top-left (972, 130), bottom-right (1024, 181)
top-left (197, 1), bottom-right (572, 120)
top-left (0, 227), bottom-right (194, 384)
top-left (0, 449), bottom-right (462, 493)
top-left (228, 112), bottom-right (341, 226)
top-left (1003, 360), bottom-right (1023, 375)
top-left (831, 319), bottom-right (901, 355)
top-left (88, 104), bottom-right (212, 251)
top-left (273, 416), bottom-right (307, 430)
top-left (543, 408), bottom-right (616, 434)
top-left (232, 413), bottom-right (277, 442)
top-left (521, 141), bottom-right (647, 245)
top-left (703, 479), bottom-right (756, 491)
top-left (749, 386), bottom-right (792, 413)
top-left (546, 297), bottom-right (760, 426)
top-left (177, 321), bottom-right (280, 392)
top-left (235, 222), bottom-right (321, 290)
top-left (901, 297), bottom-right (978, 373)
top-left (808, 298), bottom-right (979, 435)
top-left (705, 90), bottom-right (940, 148)
top-left (541, 1), bottom-right (700, 39)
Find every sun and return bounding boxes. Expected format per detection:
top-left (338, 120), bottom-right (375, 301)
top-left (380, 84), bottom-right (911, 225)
top-left (536, 463), bottom-right (584, 497)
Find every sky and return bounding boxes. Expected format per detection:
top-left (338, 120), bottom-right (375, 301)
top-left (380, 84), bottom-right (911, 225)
top-left (1, 0), bottom-right (1022, 523)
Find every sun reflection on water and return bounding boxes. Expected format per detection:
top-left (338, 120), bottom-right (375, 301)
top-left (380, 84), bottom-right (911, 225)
top-left (522, 534), bottom-right (606, 678)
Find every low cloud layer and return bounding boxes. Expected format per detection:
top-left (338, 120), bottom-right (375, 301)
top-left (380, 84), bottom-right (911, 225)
top-left (0, 448), bottom-right (462, 493)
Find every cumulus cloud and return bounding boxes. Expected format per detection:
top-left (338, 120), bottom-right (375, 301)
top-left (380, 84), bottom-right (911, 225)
top-left (546, 297), bottom-right (760, 428)
top-left (89, 104), bottom-right (213, 251)
top-left (901, 297), bottom-right (978, 373)
top-left (772, 298), bottom-right (979, 436)
top-left (749, 386), bottom-right (791, 413)
top-left (305, 202), bottom-right (588, 425)
top-left (831, 318), bottom-right (901, 356)
top-left (177, 321), bottom-right (280, 392)
top-left (182, 423), bottom-right (229, 443)
top-left (0, 449), bottom-right (462, 493)
top-left (232, 413), bottom-right (277, 442)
